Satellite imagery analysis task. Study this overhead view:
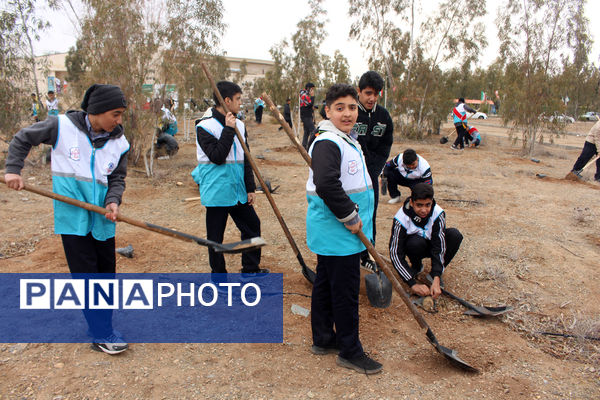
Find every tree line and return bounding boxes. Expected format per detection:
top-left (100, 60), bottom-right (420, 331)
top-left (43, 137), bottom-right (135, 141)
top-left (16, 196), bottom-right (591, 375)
top-left (2, 0), bottom-right (598, 158)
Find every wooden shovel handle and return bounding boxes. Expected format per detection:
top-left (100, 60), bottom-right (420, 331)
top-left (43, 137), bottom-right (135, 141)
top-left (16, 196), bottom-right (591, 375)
top-left (356, 230), bottom-right (430, 330)
top-left (261, 93), bottom-right (312, 167)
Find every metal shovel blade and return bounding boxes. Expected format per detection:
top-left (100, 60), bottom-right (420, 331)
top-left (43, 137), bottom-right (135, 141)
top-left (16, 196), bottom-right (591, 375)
top-left (440, 136), bottom-right (449, 144)
top-left (426, 329), bottom-right (478, 373)
top-left (442, 288), bottom-right (512, 317)
top-left (462, 305), bottom-right (513, 317)
top-left (365, 269), bottom-right (392, 308)
top-left (211, 237), bottom-right (267, 254)
top-left (425, 275), bottom-right (512, 317)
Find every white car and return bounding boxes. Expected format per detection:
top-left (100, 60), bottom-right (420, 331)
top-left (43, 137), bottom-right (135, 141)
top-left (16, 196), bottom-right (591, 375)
top-left (548, 114), bottom-right (575, 124)
top-left (579, 111), bottom-right (599, 121)
top-left (467, 111), bottom-right (487, 120)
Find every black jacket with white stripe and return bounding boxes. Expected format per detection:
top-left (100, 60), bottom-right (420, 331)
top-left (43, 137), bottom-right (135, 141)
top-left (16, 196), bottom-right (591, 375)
top-left (388, 198), bottom-right (446, 286)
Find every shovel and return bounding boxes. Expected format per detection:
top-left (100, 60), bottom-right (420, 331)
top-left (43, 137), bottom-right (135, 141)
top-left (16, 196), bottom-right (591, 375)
top-left (364, 263), bottom-right (393, 308)
top-left (439, 129), bottom-right (456, 144)
top-left (357, 231), bottom-right (478, 372)
top-left (201, 63), bottom-right (316, 283)
top-left (0, 177), bottom-right (266, 254)
top-left (564, 155), bottom-right (599, 181)
top-left (425, 275), bottom-right (512, 317)
top-left (260, 92), bottom-right (392, 308)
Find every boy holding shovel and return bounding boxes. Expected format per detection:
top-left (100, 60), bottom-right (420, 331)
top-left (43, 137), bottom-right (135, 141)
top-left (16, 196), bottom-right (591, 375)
top-left (306, 83), bottom-right (382, 374)
top-left (191, 81), bottom-right (268, 277)
top-left (4, 84), bottom-right (130, 354)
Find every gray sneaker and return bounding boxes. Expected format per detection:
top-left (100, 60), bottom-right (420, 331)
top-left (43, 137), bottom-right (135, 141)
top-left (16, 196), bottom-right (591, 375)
top-left (336, 353), bottom-right (383, 375)
top-left (91, 332), bottom-right (128, 355)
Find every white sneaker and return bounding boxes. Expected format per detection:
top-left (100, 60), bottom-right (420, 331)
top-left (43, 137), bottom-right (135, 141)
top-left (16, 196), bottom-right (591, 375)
top-left (388, 196), bottom-right (402, 204)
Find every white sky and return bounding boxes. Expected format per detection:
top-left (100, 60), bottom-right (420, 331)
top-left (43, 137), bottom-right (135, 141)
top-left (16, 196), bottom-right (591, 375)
top-left (33, 0), bottom-right (600, 79)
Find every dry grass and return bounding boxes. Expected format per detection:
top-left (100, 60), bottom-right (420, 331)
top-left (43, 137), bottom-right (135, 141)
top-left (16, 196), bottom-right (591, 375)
top-left (0, 237), bottom-right (40, 259)
top-left (506, 309), bottom-right (600, 366)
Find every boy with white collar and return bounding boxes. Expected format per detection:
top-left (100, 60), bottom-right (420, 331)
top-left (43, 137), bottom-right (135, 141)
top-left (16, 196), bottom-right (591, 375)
top-left (307, 83), bottom-right (382, 375)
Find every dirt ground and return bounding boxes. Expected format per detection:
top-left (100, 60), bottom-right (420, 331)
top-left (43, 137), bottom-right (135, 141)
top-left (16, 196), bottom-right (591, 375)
top-left (1, 115), bottom-right (599, 399)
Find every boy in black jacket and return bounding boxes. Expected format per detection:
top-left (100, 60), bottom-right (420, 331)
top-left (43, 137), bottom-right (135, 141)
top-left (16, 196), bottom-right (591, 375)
top-left (389, 183), bottom-right (462, 299)
top-left (354, 71), bottom-right (394, 272)
top-left (191, 81), bottom-right (268, 277)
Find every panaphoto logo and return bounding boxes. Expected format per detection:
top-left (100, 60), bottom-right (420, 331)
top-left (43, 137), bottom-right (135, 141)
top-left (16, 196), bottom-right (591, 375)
top-left (20, 278), bottom-right (261, 310)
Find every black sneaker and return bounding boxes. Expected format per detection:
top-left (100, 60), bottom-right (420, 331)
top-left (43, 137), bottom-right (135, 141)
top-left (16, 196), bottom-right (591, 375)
top-left (360, 259), bottom-right (378, 274)
top-left (310, 345), bottom-right (339, 355)
top-left (336, 353), bottom-right (383, 375)
top-left (571, 169), bottom-right (583, 179)
top-left (91, 332), bottom-right (128, 355)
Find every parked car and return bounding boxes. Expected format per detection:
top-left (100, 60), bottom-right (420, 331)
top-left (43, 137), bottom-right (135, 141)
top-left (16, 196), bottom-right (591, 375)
top-left (579, 111), bottom-right (599, 121)
top-left (467, 111), bottom-right (488, 120)
top-left (548, 113), bottom-right (575, 124)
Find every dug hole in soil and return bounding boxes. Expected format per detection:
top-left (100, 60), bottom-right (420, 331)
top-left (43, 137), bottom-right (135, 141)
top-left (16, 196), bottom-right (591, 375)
top-left (1, 116), bottom-right (598, 399)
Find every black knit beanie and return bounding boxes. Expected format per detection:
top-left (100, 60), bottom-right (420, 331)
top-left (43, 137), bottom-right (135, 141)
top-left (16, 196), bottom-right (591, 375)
top-left (81, 84), bottom-right (127, 115)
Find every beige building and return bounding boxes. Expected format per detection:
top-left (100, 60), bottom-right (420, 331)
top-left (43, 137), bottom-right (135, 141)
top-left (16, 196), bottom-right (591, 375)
top-left (32, 52), bottom-right (274, 95)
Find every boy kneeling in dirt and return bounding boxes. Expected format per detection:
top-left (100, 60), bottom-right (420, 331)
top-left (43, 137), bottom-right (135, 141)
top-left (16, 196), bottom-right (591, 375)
top-left (383, 148), bottom-right (433, 204)
top-left (191, 81), bottom-right (268, 277)
top-left (389, 183), bottom-right (462, 299)
top-left (4, 84), bottom-right (130, 354)
top-left (307, 83), bottom-right (382, 374)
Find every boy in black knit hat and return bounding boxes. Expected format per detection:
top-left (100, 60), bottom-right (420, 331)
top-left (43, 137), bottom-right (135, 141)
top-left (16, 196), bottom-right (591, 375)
top-left (4, 83), bottom-right (130, 354)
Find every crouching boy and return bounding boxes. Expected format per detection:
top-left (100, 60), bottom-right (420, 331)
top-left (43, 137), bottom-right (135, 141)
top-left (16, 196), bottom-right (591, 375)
top-left (383, 148), bottom-right (432, 204)
top-left (306, 84), bottom-right (382, 374)
top-left (389, 183), bottom-right (462, 299)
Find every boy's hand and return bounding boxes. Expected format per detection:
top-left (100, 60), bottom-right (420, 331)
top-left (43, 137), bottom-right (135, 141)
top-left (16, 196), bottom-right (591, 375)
top-left (105, 203), bottom-right (119, 222)
top-left (410, 283), bottom-right (430, 297)
top-left (430, 276), bottom-right (442, 299)
top-left (344, 218), bottom-right (362, 234)
top-left (4, 173), bottom-right (24, 190)
top-left (247, 192), bottom-right (255, 206)
top-left (225, 112), bottom-right (236, 128)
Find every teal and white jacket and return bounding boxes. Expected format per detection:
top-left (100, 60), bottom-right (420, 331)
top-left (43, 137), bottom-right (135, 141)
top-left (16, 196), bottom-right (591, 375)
top-left (306, 120), bottom-right (374, 256)
top-left (6, 111), bottom-right (130, 240)
top-left (191, 108), bottom-right (255, 207)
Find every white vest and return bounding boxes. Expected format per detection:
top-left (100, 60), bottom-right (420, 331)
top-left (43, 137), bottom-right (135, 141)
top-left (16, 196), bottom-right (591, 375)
top-left (192, 112), bottom-right (248, 207)
top-left (305, 121), bottom-right (374, 256)
top-left (396, 154), bottom-right (431, 180)
top-left (394, 203), bottom-right (444, 240)
top-left (52, 115), bottom-right (129, 240)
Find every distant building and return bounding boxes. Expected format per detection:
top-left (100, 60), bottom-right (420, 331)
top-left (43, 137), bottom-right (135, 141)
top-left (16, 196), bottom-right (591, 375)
top-left (31, 52), bottom-right (274, 96)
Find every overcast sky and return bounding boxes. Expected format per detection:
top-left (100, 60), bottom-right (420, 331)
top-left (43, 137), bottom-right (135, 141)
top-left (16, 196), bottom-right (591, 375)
top-left (34, 0), bottom-right (600, 79)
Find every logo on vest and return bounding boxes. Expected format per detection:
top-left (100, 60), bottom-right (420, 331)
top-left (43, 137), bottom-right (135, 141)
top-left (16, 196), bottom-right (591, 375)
top-left (348, 160), bottom-right (358, 175)
top-left (106, 162), bottom-right (115, 174)
top-left (69, 147), bottom-right (80, 161)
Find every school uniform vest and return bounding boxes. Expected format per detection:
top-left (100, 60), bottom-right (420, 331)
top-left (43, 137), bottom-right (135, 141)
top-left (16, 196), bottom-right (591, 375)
top-left (192, 116), bottom-right (247, 207)
top-left (306, 130), bottom-right (374, 256)
top-left (452, 103), bottom-right (468, 125)
top-left (396, 154), bottom-right (431, 180)
top-left (394, 203), bottom-right (444, 240)
top-left (47, 99), bottom-right (59, 116)
top-left (468, 126), bottom-right (481, 143)
top-left (51, 115), bottom-right (130, 240)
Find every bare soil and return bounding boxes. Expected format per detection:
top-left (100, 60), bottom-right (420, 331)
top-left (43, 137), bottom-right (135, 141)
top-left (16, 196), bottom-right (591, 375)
top-left (1, 116), bottom-right (599, 399)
